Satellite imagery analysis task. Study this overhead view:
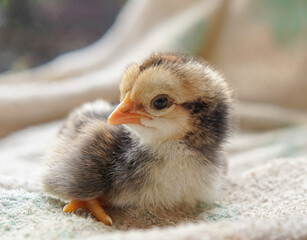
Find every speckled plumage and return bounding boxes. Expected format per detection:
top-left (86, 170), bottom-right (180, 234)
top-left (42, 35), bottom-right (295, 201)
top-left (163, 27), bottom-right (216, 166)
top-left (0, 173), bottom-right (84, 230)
top-left (43, 53), bottom-right (232, 209)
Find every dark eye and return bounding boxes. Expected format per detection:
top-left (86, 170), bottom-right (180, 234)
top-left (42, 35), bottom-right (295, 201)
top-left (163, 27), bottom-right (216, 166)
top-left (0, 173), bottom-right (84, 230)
top-left (151, 95), bottom-right (170, 110)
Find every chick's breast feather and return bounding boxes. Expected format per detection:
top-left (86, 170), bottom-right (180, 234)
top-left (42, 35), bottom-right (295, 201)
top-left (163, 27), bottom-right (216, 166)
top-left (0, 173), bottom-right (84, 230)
top-left (43, 53), bottom-right (232, 209)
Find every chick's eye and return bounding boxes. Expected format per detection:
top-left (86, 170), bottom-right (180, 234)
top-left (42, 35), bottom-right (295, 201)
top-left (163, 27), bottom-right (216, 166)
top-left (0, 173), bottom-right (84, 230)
top-left (151, 95), bottom-right (170, 110)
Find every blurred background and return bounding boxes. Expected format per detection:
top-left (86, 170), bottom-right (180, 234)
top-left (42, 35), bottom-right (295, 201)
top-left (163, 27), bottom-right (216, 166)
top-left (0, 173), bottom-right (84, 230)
top-left (0, 0), bottom-right (307, 137)
top-left (0, 0), bottom-right (123, 72)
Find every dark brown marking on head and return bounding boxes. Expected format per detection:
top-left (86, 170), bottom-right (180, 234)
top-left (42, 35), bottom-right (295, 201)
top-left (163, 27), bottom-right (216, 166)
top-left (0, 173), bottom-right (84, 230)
top-left (139, 53), bottom-right (187, 72)
top-left (180, 99), bottom-right (230, 163)
top-left (182, 99), bottom-right (209, 115)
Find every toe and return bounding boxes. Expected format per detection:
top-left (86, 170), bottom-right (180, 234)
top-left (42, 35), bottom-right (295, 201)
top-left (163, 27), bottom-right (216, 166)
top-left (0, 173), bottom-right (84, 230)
top-left (63, 199), bottom-right (87, 212)
top-left (86, 198), bottom-right (113, 226)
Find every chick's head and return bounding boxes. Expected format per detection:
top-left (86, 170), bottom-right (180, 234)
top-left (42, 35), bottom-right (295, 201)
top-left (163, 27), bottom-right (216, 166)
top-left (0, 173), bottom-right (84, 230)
top-left (108, 53), bottom-right (232, 144)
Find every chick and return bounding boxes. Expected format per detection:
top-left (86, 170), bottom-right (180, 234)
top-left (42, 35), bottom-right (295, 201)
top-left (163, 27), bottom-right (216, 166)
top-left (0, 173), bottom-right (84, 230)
top-left (43, 53), bottom-right (232, 226)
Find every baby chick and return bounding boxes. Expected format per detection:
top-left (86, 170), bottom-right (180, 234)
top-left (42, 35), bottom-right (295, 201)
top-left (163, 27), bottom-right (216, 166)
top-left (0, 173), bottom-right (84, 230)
top-left (43, 53), bottom-right (232, 226)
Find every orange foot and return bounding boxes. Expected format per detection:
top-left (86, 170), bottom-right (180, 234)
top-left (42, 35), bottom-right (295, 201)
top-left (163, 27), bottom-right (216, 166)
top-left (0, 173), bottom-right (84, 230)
top-left (63, 198), bottom-right (113, 226)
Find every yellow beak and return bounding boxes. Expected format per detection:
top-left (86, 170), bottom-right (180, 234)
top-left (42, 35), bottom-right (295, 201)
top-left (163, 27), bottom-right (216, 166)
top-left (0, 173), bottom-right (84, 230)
top-left (107, 92), bottom-right (151, 125)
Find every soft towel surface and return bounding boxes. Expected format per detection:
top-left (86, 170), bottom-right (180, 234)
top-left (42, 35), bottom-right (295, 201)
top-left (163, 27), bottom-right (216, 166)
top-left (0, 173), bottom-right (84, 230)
top-left (1, 122), bottom-right (306, 239)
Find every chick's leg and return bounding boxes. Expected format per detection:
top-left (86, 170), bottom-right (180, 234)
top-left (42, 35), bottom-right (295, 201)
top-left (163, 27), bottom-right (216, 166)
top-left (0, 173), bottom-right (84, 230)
top-left (63, 198), bottom-right (113, 226)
